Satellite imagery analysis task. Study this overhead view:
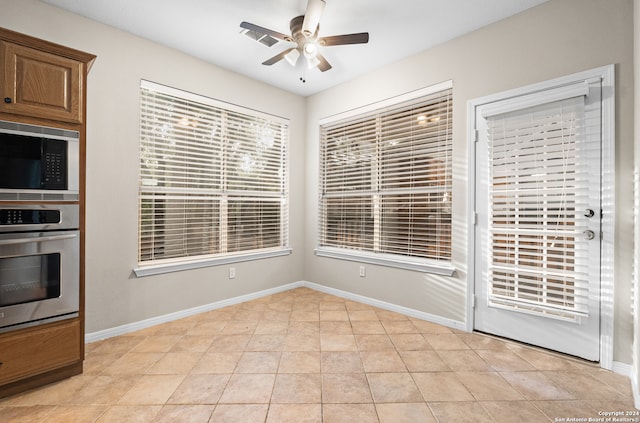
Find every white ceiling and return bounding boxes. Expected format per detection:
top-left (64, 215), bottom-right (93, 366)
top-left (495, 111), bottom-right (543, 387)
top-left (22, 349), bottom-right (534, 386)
top-left (41, 0), bottom-right (549, 97)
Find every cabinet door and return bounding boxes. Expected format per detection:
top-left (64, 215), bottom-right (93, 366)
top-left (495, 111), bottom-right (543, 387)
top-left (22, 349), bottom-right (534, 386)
top-left (1, 41), bottom-right (83, 123)
top-left (0, 319), bottom-right (81, 385)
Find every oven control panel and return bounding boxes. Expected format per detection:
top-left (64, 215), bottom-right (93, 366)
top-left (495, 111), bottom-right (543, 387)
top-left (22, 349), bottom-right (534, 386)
top-left (0, 209), bottom-right (61, 225)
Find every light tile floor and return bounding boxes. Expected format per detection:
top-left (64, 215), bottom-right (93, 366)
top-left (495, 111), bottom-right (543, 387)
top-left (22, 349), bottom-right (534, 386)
top-left (0, 287), bottom-right (637, 422)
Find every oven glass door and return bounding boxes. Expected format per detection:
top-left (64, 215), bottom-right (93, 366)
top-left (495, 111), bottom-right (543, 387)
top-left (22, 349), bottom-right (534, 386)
top-left (0, 253), bottom-right (61, 307)
top-left (0, 230), bottom-right (79, 331)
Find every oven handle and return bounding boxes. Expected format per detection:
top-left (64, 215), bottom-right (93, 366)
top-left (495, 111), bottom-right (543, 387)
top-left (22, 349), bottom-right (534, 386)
top-left (0, 233), bottom-right (77, 245)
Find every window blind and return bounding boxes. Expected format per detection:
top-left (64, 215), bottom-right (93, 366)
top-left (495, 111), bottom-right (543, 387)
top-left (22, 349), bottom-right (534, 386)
top-left (318, 87), bottom-right (452, 263)
top-left (139, 81), bottom-right (288, 265)
top-left (486, 96), bottom-right (590, 320)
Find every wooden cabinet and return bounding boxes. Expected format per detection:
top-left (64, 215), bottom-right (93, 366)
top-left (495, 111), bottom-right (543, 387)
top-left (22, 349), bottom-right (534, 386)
top-left (1, 41), bottom-right (83, 123)
top-left (0, 27), bottom-right (95, 398)
top-left (0, 27), bottom-right (94, 127)
top-left (0, 319), bottom-right (82, 386)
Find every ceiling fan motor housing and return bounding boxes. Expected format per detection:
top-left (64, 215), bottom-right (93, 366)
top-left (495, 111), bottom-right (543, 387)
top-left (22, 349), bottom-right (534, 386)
top-left (290, 15), bottom-right (317, 42)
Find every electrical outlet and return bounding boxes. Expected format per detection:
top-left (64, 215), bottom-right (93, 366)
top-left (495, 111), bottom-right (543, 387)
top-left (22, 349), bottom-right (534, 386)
top-left (359, 265), bottom-right (366, 277)
top-left (229, 267), bottom-right (236, 279)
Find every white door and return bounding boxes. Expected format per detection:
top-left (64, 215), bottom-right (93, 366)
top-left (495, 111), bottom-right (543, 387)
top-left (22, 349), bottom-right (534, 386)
top-left (474, 79), bottom-right (602, 361)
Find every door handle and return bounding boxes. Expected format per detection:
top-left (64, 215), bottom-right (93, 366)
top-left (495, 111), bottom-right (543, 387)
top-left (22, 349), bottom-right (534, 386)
top-left (0, 233), bottom-right (77, 246)
top-left (584, 230), bottom-right (596, 240)
top-left (584, 209), bottom-right (595, 218)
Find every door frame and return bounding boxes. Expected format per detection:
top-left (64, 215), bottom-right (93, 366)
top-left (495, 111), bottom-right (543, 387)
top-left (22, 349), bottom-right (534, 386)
top-left (466, 65), bottom-right (616, 370)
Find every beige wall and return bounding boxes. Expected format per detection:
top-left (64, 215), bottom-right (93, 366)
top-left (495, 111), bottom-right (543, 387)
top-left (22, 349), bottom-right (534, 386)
top-left (305, 0), bottom-right (635, 364)
top-left (0, 0), bottom-right (307, 333)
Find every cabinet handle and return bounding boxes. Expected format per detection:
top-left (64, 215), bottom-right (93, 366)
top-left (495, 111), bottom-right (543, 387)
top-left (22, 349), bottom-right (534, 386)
top-left (3, 97), bottom-right (11, 104)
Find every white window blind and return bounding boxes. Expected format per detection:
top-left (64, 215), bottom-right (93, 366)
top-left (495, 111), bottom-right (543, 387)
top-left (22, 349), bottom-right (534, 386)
top-left (138, 81), bottom-right (289, 269)
top-left (318, 86), bottom-right (453, 269)
top-left (487, 95), bottom-right (590, 320)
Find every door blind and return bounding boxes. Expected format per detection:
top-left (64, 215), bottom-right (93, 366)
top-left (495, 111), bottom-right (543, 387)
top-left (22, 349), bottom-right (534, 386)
top-left (139, 81), bottom-right (288, 264)
top-left (319, 88), bottom-right (452, 261)
top-left (486, 96), bottom-right (590, 320)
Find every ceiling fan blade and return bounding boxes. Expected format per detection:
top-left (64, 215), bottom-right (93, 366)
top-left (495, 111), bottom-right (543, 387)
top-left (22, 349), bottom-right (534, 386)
top-left (240, 21), bottom-right (291, 42)
top-left (302, 0), bottom-right (326, 37)
top-left (319, 33), bottom-right (370, 46)
top-left (316, 53), bottom-right (332, 72)
top-left (262, 48), bottom-right (296, 66)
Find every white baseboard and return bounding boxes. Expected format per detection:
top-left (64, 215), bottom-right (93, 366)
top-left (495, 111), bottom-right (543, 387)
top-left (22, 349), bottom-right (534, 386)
top-left (85, 281), bottom-right (303, 343)
top-left (85, 280), bottom-right (466, 343)
top-left (606, 361), bottom-right (640, 408)
top-left (632, 364), bottom-right (640, 410)
top-left (300, 280), bottom-right (467, 331)
top-left (613, 361), bottom-right (633, 377)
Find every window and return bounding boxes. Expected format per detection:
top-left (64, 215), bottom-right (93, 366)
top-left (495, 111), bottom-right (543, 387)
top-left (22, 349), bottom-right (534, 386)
top-left (135, 81), bottom-right (289, 276)
top-left (316, 82), bottom-right (454, 275)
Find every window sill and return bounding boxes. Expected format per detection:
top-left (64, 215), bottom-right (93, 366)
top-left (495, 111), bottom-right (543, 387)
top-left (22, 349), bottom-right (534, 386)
top-left (134, 248), bottom-right (293, 277)
top-left (314, 247), bottom-right (455, 276)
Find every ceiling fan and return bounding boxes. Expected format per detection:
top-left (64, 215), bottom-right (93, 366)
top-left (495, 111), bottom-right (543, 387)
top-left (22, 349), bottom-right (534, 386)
top-left (240, 0), bottom-right (369, 74)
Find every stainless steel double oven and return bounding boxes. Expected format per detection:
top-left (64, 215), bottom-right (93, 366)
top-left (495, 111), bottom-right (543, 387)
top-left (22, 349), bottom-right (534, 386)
top-left (0, 120), bottom-right (80, 333)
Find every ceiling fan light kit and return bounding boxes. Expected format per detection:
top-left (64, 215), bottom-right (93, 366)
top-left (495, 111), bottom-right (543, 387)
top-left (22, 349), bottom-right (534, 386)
top-left (306, 55), bottom-right (321, 70)
top-left (240, 0), bottom-right (369, 77)
top-left (303, 42), bottom-right (318, 57)
top-left (284, 48), bottom-right (300, 66)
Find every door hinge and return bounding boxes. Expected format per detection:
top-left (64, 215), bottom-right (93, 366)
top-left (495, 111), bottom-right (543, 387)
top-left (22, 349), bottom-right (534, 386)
top-left (474, 129), bottom-right (479, 143)
top-left (473, 212), bottom-right (478, 225)
top-left (472, 295), bottom-right (477, 309)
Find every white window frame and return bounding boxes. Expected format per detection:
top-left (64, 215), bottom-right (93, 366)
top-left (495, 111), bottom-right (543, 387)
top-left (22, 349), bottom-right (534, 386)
top-left (467, 65), bottom-right (615, 369)
top-left (315, 80), bottom-right (455, 276)
top-left (134, 80), bottom-right (291, 277)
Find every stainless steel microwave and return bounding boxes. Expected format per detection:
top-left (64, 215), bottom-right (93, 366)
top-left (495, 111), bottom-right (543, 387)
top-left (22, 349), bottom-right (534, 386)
top-left (0, 120), bottom-right (79, 202)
